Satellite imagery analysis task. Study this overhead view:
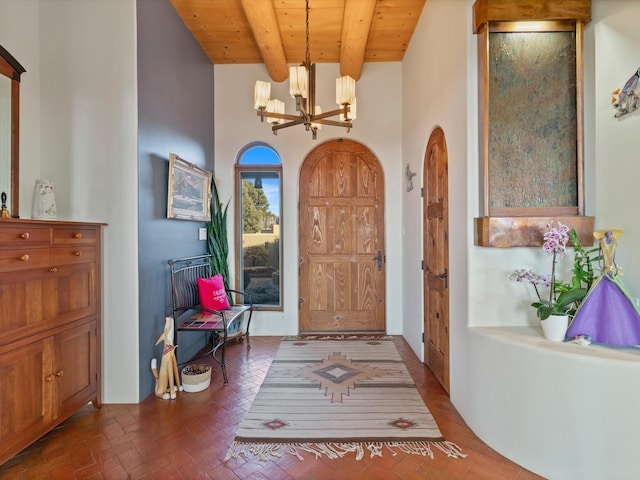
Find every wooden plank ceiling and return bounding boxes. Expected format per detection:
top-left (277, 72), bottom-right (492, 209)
top-left (169, 0), bottom-right (428, 81)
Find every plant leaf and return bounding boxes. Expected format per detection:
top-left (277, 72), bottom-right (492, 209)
top-left (556, 288), bottom-right (587, 309)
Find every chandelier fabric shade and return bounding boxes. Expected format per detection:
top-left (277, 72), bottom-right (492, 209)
top-left (266, 99), bottom-right (285, 125)
top-left (253, 0), bottom-right (357, 140)
top-left (254, 81), bottom-right (270, 110)
top-left (289, 66), bottom-right (308, 98)
top-left (336, 75), bottom-right (356, 106)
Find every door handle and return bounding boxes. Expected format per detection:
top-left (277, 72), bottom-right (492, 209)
top-left (373, 251), bottom-right (383, 271)
top-left (428, 268), bottom-right (448, 288)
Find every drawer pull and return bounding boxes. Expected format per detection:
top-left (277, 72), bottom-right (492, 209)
top-left (19, 232), bottom-right (30, 240)
top-left (73, 232), bottom-right (83, 239)
top-left (18, 254), bottom-right (29, 262)
top-left (55, 370), bottom-right (64, 377)
top-left (74, 251), bottom-right (82, 257)
top-left (45, 374), bottom-right (54, 382)
top-left (49, 267), bottom-right (58, 273)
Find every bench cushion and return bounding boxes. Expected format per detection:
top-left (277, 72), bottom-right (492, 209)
top-left (197, 274), bottom-right (230, 311)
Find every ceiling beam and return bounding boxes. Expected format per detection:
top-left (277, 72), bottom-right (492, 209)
top-left (340, 0), bottom-right (376, 81)
top-left (240, 0), bottom-right (289, 82)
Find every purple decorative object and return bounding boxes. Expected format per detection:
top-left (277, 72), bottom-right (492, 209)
top-left (566, 274), bottom-right (640, 346)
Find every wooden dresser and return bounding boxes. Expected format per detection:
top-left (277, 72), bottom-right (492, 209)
top-left (0, 219), bottom-right (103, 465)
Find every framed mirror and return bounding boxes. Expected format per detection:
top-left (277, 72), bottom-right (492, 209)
top-left (0, 44), bottom-right (25, 218)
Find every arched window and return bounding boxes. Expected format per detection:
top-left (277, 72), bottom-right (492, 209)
top-left (235, 144), bottom-right (282, 309)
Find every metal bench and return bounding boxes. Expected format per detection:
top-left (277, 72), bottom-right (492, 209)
top-left (168, 254), bottom-right (253, 384)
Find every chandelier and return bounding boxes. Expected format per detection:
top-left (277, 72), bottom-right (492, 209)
top-left (253, 0), bottom-right (356, 140)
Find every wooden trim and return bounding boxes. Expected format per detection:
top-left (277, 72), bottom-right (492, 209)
top-left (489, 206), bottom-right (579, 217)
top-left (474, 215), bottom-right (594, 247)
top-left (0, 58), bottom-right (14, 79)
top-left (0, 45), bottom-right (25, 218)
top-left (477, 26), bottom-right (489, 216)
top-left (488, 20), bottom-right (576, 33)
top-left (473, 0), bottom-right (591, 33)
top-left (576, 21), bottom-right (585, 215)
top-left (0, 45), bottom-right (26, 80)
top-left (475, 14), bottom-right (590, 230)
top-left (11, 78), bottom-right (19, 216)
top-left (234, 167), bottom-right (242, 299)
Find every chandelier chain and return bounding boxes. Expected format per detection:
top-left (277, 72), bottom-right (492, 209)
top-left (305, 0), bottom-right (310, 66)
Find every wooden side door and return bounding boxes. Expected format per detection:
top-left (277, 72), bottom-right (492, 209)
top-left (423, 127), bottom-right (450, 393)
top-left (299, 139), bottom-right (385, 333)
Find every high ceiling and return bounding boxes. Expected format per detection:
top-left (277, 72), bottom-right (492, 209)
top-left (169, 0), bottom-right (428, 81)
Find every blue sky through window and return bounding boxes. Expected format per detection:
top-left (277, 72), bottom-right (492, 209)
top-left (240, 145), bottom-right (281, 216)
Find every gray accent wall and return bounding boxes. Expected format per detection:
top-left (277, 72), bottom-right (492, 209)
top-left (136, 0), bottom-right (214, 399)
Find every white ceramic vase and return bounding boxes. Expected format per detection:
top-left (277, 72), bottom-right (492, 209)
top-left (541, 314), bottom-right (569, 342)
top-left (31, 179), bottom-right (57, 220)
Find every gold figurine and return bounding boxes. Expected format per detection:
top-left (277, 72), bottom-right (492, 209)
top-left (1, 192), bottom-right (11, 218)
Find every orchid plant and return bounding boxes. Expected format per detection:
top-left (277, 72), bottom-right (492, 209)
top-left (510, 222), bottom-right (599, 321)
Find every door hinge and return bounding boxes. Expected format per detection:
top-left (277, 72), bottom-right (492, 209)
top-left (421, 260), bottom-right (424, 270)
top-left (422, 332), bottom-right (424, 343)
top-left (421, 187), bottom-right (424, 197)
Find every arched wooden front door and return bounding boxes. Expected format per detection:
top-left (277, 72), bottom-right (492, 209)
top-left (299, 139), bottom-right (386, 333)
top-left (423, 127), bottom-right (450, 393)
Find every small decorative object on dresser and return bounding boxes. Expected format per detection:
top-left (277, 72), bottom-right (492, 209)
top-left (31, 179), bottom-right (57, 219)
top-left (0, 219), bottom-right (103, 465)
top-left (0, 192), bottom-right (10, 218)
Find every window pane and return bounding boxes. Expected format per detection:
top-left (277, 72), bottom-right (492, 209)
top-left (239, 170), bottom-right (281, 307)
top-left (239, 145), bottom-right (281, 165)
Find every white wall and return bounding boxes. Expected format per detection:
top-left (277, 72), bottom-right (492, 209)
top-left (0, 0), bottom-right (41, 211)
top-left (594, 1), bottom-right (640, 296)
top-left (0, 0), bottom-right (140, 403)
top-left (214, 62), bottom-right (404, 336)
top-left (401, 0), bottom-right (471, 386)
top-left (399, 0), bottom-right (640, 478)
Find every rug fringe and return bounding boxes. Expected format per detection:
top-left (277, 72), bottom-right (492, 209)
top-left (283, 334), bottom-right (395, 341)
top-left (225, 440), bottom-right (466, 462)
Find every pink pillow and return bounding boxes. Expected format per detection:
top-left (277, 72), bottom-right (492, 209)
top-left (197, 274), bottom-right (230, 311)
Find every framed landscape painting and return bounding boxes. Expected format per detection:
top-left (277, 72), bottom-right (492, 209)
top-left (167, 153), bottom-right (212, 221)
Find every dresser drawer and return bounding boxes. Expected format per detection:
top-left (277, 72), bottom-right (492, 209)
top-left (53, 246), bottom-right (96, 265)
top-left (0, 248), bottom-right (52, 272)
top-left (52, 227), bottom-right (97, 245)
top-left (0, 225), bottom-right (50, 247)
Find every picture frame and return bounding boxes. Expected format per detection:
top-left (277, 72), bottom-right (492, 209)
top-left (167, 153), bottom-right (212, 221)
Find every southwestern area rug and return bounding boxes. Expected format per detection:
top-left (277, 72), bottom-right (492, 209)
top-left (225, 335), bottom-right (465, 462)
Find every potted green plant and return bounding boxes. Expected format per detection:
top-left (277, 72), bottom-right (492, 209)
top-left (510, 222), bottom-right (600, 340)
top-left (207, 177), bottom-right (232, 304)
